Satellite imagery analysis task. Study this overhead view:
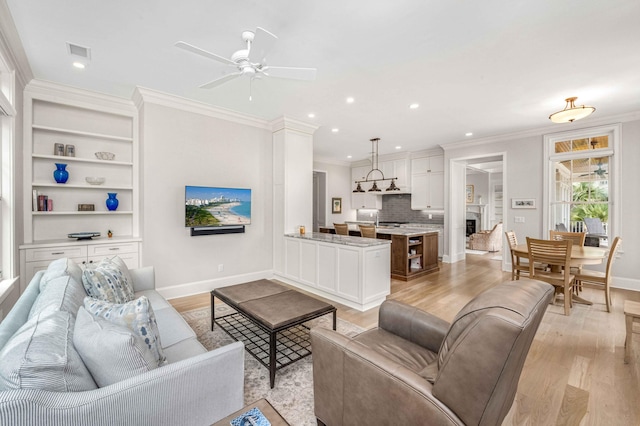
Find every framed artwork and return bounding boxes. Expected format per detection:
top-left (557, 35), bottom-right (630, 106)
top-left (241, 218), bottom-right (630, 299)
top-left (511, 198), bottom-right (536, 209)
top-left (465, 185), bottom-right (474, 204)
top-left (331, 197), bottom-right (342, 214)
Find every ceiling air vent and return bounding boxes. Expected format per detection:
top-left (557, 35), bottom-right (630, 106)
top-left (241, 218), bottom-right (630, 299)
top-left (66, 42), bottom-right (91, 59)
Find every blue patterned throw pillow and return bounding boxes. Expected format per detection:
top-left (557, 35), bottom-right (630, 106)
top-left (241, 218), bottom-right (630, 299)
top-left (84, 296), bottom-right (167, 366)
top-left (82, 257), bottom-right (135, 304)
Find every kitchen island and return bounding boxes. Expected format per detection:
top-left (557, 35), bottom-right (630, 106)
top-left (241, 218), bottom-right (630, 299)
top-left (277, 232), bottom-right (391, 311)
top-left (319, 225), bottom-right (440, 281)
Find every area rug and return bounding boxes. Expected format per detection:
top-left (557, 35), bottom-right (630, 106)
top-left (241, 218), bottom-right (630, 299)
top-left (465, 249), bottom-right (489, 255)
top-left (181, 304), bottom-right (365, 425)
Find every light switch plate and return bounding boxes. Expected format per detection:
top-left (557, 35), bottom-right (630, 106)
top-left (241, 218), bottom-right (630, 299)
top-left (515, 216), bottom-right (525, 223)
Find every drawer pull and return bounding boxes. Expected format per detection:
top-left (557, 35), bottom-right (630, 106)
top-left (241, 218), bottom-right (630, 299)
top-left (51, 252), bottom-right (65, 255)
top-left (108, 248), bottom-right (120, 251)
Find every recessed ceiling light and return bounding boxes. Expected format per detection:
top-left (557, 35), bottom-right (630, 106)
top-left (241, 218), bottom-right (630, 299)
top-left (331, 128), bottom-right (339, 133)
top-left (395, 146), bottom-right (402, 150)
top-left (73, 62), bottom-right (85, 69)
top-left (409, 103), bottom-right (420, 109)
top-left (346, 97), bottom-right (355, 104)
top-left (347, 155), bottom-right (352, 159)
top-left (308, 113), bottom-right (315, 118)
top-left (465, 132), bottom-right (473, 136)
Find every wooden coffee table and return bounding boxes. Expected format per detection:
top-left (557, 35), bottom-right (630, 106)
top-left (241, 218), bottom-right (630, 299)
top-left (212, 280), bottom-right (336, 388)
top-left (212, 398), bottom-right (289, 425)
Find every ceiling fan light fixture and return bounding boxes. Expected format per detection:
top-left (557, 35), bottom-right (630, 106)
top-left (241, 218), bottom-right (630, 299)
top-left (549, 97), bottom-right (595, 123)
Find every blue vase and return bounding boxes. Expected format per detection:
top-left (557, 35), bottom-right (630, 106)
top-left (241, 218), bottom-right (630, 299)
top-left (106, 193), bottom-right (119, 211)
top-left (53, 163), bottom-right (69, 184)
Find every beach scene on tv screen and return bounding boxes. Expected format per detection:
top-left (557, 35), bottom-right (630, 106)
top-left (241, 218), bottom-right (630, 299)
top-left (185, 186), bottom-right (251, 227)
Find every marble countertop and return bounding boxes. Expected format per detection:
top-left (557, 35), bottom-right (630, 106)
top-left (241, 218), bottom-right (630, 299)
top-left (375, 227), bottom-right (439, 236)
top-left (285, 232), bottom-right (391, 247)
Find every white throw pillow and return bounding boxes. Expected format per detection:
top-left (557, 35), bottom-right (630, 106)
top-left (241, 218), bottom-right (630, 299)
top-left (74, 307), bottom-right (158, 387)
top-left (83, 296), bottom-right (167, 366)
top-left (82, 256), bottom-right (135, 304)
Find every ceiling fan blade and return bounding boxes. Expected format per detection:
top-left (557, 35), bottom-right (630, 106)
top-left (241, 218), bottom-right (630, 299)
top-left (199, 72), bottom-right (243, 89)
top-left (249, 27), bottom-right (277, 64)
top-left (175, 41), bottom-right (235, 66)
top-left (262, 66), bottom-right (317, 81)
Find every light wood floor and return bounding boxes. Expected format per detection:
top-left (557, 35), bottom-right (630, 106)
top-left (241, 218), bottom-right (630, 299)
top-left (170, 253), bottom-right (640, 425)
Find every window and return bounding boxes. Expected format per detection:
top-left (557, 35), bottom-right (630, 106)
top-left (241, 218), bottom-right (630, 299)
top-left (0, 55), bottom-right (16, 280)
top-left (543, 125), bottom-right (620, 246)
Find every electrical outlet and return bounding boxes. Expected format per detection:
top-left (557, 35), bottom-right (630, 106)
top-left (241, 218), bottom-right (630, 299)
top-left (218, 264), bottom-right (224, 272)
top-left (428, 214), bottom-right (433, 219)
top-left (515, 216), bottom-right (525, 223)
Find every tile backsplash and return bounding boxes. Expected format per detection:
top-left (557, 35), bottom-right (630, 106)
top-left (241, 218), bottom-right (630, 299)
top-left (356, 194), bottom-right (444, 224)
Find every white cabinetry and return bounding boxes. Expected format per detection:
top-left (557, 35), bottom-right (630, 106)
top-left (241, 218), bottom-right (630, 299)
top-left (381, 158), bottom-right (410, 192)
top-left (20, 238), bottom-right (141, 286)
top-left (20, 81), bottom-right (140, 292)
top-left (411, 155), bottom-right (444, 210)
top-left (281, 236), bottom-right (391, 311)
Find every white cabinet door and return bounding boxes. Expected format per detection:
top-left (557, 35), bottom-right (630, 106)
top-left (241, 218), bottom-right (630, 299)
top-left (411, 155), bottom-right (444, 210)
top-left (352, 192), bottom-right (381, 209)
top-left (411, 174), bottom-right (428, 209)
top-left (381, 159), bottom-right (409, 191)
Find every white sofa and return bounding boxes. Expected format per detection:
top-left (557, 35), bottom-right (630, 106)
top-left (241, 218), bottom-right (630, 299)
top-left (0, 259), bottom-right (245, 425)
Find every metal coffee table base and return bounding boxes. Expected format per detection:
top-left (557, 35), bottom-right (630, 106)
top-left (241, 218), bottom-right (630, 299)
top-left (211, 285), bottom-right (336, 388)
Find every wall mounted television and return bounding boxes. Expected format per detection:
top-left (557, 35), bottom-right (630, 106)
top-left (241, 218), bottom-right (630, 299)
top-left (185, 186), bottom-right (251, 228)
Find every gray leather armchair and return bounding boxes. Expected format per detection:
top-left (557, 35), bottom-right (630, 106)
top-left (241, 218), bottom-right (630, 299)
top-left (311, 279), bottom-right (553, 425)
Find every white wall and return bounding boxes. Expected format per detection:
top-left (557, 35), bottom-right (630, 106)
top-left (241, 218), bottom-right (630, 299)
top-left (465, 173), bottom-right (489, 205)
top-left (313, 160), bottom-right (356, 225)
top-left (444, 116), bottom-right (640, 290)
top-left (139, 101), bottom-right (274, 296)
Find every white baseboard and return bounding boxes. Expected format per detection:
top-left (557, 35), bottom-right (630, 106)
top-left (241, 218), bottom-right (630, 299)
top-left (157, 269), bottom-right (273, 300)
top-left (611, 276), bottom-right (640, 292)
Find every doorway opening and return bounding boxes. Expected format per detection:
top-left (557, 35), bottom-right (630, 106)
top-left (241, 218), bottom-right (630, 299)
top-left (313, 171), bottom-right (327, 232)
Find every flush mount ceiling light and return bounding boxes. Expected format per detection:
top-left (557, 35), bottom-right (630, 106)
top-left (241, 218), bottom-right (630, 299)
top-left (549, 97), bottom-right (595, 123)
top-left (352, 138), bottom-right (400, 193)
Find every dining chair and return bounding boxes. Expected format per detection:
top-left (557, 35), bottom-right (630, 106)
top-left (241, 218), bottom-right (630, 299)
top-left (505, 231), bottom-right (529, 280)
top-left (549, 230), bottom-right (586, 246)
top-left (574, 236), bottom-right (621, 313)
top-left (358, 224), bottom-right (377, 238)
top-left (527, 237), bottom-right (575, 315)
top-left (333, 223), bottom-right (349, 236)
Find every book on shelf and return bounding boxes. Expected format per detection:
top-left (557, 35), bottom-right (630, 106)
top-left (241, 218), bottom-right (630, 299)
top-left (32, 189), bottom-right (38, 211)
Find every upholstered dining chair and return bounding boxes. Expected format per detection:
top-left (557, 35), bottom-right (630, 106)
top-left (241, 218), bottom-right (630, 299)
top-left (311, 279), bottom-right (554, 426)
top-left (358, 224), bottom-right (377, 238)
top-left (549, 230), bottom-right (586, 246)
top-left (333, 223), bottom-right (349, 236)
top-left (574, 236), bottom-right (621, 312)
top-left (527, 237), bottom-right (575, 315)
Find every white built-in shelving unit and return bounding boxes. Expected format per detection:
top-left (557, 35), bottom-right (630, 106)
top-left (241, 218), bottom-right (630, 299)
top-left (20, 81), bottom-right (140, 289)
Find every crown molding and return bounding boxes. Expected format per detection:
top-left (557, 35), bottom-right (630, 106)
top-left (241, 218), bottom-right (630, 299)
top-left (441, 110), bottom-right (640, 151)
top-left (0, 0), bottom-right (33, 88)
top-left (270, 116), bottom-right (319, 135)
top-left (25, 79), bottom-right (136, 115)
top-left (133, 86), bottom-right (271, 130)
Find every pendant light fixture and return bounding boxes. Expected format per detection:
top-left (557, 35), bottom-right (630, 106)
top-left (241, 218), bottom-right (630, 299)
top-left (352, 138), bottom-right (400, 193)
top-left (549, 97), bottom-right (595, 123)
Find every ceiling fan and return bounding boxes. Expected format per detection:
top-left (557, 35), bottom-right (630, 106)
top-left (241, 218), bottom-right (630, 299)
top-left (175, 27), bottom-right (317, 99)
top-left (579, 159), bottom-right (607, 178)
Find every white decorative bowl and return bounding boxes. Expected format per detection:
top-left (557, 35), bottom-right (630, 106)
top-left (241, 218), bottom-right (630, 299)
top-left (85, 177), bottom-right (105, 185)
top-left (95, 151), bottom-right (115, 161)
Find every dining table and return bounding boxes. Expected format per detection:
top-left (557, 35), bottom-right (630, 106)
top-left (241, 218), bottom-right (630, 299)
top-left (512, 243), bottom-right (608, 305)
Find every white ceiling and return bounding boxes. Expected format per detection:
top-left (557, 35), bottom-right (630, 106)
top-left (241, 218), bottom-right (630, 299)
top-left (5, 0), bottom-right (640, 163)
